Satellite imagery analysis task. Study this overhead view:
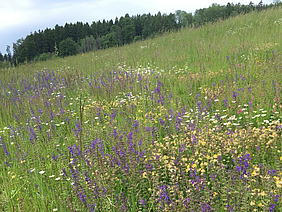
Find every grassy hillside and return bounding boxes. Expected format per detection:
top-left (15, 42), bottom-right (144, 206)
top-left (0, 7), bottom-right (281, 211)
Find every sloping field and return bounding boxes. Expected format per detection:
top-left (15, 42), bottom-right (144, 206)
top-left (0, 7), bottom-right (281, 211)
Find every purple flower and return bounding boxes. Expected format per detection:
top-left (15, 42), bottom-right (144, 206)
top-left (274, 195), bottom-right (279, 202)
top-left (140, 198), bottom-right (145, 206)
top-left (269, 203), bottom-right (277, 212)
top-left (232, 91), bottom-right (238, 99)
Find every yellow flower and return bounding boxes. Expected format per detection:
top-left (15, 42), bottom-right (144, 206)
top-left (186, 165), bottom-right (190, 173)
top-left (254, 167), bottom-right (260, 172)
top-left (258, 202), bottom-right (263, 207)
top-left (250, 201), bottom-right (256, 206)
top-left (259, 191), bottom-right (266, 196)
top-left (251, 170), bottom-right (258, 177)
top-left (276, 179), bottom-right (282, 188)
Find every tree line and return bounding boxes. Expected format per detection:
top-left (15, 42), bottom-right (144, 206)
top-left (0, 1), bottom-right (281, 67)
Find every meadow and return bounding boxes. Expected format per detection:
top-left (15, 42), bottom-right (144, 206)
top-left (0, 7), bottom-right (281, 211)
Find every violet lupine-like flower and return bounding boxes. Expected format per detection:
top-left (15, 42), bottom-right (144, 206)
top-left (192, 135), bottom-right (197, 144)
top-left (146, 163), bottom-right (153, 172)
top-left (232, 91), bottom-right (238, 100)
top-left (51, 153), bottom-right (58, 161)
top-left (272, 80), bottom-right (277, 92)
top-left (68, 144), bottom-right (82, 158)
top-left (236, 153), bottom-right (251, 179)
top-left (66, 116), bottom-right (70, 124)
top-left (267, 169), bottom-right (276, 176)
top-left (182, 197), bottom-right (190, 208)
top-left (62, 168), bottom-right (68, 177)
top-left (226, 204), bottom-right (234, 211)
top-left (215, 113), bottom-right (222, 123)
top-left (273, 194), bottom-right (280, 202)
top-left (0, 136), bottom-right (10, 157)
top-left (28, 126), bottom-right (37, 142)
top-left (133, 120), bottom-right (139, 128)
top-left (159, 118), bottom-right (165, 125)
top-left (73, 122), bottom-right (82, 138)
top-left (201, 203), bottom-right (212, 211)
top-left (140, 198), bottom-right (145, 206)
top-left (50, 110), bottom-right (55, 121)
top-left (158, 183), bottom-right (173, 209)
top-left (78, 190), bottom-right (87, 205)
top-left (88, 203), bottom-right (96, 212)
top-left (223, 99), bottom-right (228, 107)
top-left (91, 138), bottom-right (105, 156)
top-left (38, 107), bottom-right (43, 114)
top-left (269, 203), bottom-right (277, 212)
top-left (113, 128), bottom-right (118, 137)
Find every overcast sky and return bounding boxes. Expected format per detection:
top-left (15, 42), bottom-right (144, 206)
top-left (0, 0), bottom-right (274, 54)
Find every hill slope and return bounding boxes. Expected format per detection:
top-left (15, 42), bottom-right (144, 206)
top-left (0, 7), bottom-right (281, 211)
top-left (2, 7), bottom-right (281, 75)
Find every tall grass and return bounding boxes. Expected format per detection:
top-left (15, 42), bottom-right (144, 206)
top-left (0, 7), bottom-right (281, 211)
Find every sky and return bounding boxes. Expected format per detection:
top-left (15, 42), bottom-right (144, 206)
top-left (0, 0), bottom-right (274, 54)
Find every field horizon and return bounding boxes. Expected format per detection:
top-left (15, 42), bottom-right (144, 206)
top-left (0, 6), bottom-right (281, 211)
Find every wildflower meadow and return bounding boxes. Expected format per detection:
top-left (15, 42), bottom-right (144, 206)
top-left (0, 7), bottom-right (281, 212)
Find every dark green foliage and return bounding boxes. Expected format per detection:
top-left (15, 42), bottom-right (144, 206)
top-left (34, 52), bottom-right (55, 62)
top-left (134, 36), bottom-right (141, 42)
top-left (0, 52), bottom-right (3, 61)
top-left (59, 38), bottom-right (78, 57)
top-left (78, 35), bottom-right (97, 53)
top-left (8, 1), bottom-right (281, 65)
top-left (120, 15), bottom-right (135, 44)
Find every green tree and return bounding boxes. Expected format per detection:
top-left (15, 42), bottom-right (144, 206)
top-left (142, 14), bottom-right (153, 38)
top-left (175, 10), bottom-right (185, 26)
top-left (79, 35), bottom-right (97, 53)
top-left (193, 12), bottom-right (203, 27)
top-left (176, 10), bottom-right (193, 27)
top-left (119, 14), bottom-right (136, 44)
top-left (0, 52), bottom-right (3, 61)
top-left (59, 38), bottom-right (78, 57)
top-left (203, 4), bottom-right (225, 23)
top-left (110, 25), bottom-right (122, 46)
top-left (13, 37), bottom-right (36, 64)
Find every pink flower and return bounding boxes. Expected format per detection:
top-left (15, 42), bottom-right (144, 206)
top-left (56, 113), bottom-right (60, 116)
top-left (275, 97), bottom-right (278, 101)
top-left (237, 109), bottom-right (243, 114)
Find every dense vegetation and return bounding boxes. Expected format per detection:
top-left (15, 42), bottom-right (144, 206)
top-left (0, 4), bottom-right (281, 212)
top-left (0, 1), bottom-right (281, 68)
